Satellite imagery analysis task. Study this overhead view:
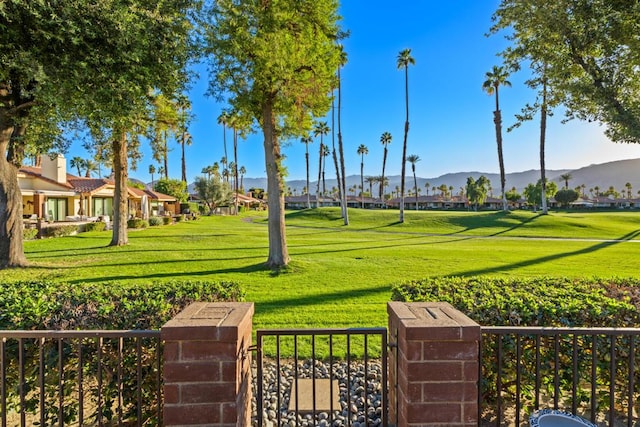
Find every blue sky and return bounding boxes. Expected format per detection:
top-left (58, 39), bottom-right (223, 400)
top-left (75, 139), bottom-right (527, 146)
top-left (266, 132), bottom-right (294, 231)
top-left (68, 0), bottom-right (639, 183)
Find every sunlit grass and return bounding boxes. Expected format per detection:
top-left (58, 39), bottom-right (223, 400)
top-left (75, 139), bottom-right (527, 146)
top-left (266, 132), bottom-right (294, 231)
top-left (2, 208), bottom-right (640, 331)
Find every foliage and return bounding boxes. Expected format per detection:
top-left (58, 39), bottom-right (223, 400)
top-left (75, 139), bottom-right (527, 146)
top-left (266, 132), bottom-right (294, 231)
top-left (84, 222), bottom-right (106, 232)
top-left (42, 225), bottom-right (79, 238)
top-left (465, 175), bottom-right (491, 210)
top-left (148, 216), bottom-right (163, 227)
top-left (491, 0), bottom-right (640, 144)
top-left (505, 187), bottom-right (521, 203)
top-left (154, 178), bottom-right (188, 203)
top-left (555, 188), bottom-right (580, 207)
top-left (127, 219), bottom-right (148, 229)
top-left (0, 279), bottom-right (243, 425)
top-left (523, 179), bottom-right (558, 208)
top-left (22, 228), bottom-right (38, 240)
top-left (127, 180), bottom-right (145, 190)
top-left (162, 216), bottom-right (173, 225)
top-left (193, 175), bottom-right (231, 212)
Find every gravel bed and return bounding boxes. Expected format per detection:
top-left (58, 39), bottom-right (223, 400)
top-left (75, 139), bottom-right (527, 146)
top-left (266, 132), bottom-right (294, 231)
top-left (252, 359), bottom-right (384, 427)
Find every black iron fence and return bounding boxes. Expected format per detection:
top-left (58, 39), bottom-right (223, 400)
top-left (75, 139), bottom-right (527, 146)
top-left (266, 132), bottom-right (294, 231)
top-left (0, 330), bottom-right (162, 427)
top-left (480, 327), bottom-right (640, 427)
top-left (254, 328), bottom-right (388, 427)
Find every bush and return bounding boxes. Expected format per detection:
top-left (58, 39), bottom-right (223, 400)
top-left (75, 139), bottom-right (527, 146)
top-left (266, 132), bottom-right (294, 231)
top-left (148, 216), bottom-right (163, 226)
top-left (127, 218), bottom-right (148, 229)
top-left (23, 227), bottom-right (38, 240)
top-left (175, 214), bottom-right (184, 222)
top-left (84, 221), bottom-right (106, 232)
top-left (42, 224), bottom-right (79, 238)
top-left (391, 276), bottom-right (640, 327)
top-left (162, 216), bottom-right (173, 225)
top-left (0, 280), bottom-right (244, 425)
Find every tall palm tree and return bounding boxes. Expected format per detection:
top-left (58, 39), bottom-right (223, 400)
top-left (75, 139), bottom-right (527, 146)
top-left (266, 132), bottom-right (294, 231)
top-left (70, 157), bottom-right (85, 176)
top-left (239, 166), bottom-right (246, 192)
top-left (149, 164), bottom-right (156, 185)
top-left (314, 121), bottom-right (330, 208)
top-left (379, 131), bottom-right (392, 198)
top-left (217, 111), bottom-right (230, 169)
top-left (357, 144), bottom-right (368, 208)
top-left (365, 176), bottom-right (376, 196)
top-left (397, 49), bottom-right (415, 222)
top-left (201, 165), bottom-right (211, 179)
top-left (336, 45), bottom-right (349, 224)
top-left (482, 65), bottom-right (511, 211)
top-left (84, 160), bottom-right (98, 178)
top-left (321, 144), bottom-right (330, 196)
top-left (301, 135), bottom-right (313, 208)
top-left (560, 173), bottom-right (572, 189)
top-left (407, 154), bottom-right (421, 210)
top-left (625, 182), bottom-right (632, 198)
top-left (424, 182), bottom-right (430, 196)
top-left (180, 130), bottom-right (192, 183)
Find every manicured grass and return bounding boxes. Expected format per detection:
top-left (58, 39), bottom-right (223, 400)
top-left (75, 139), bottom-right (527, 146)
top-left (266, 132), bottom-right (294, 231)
top-left (2, 208), bottom-right (640, 331)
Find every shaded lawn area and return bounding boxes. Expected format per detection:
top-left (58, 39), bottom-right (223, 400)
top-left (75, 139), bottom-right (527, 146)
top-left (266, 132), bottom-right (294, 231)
top-left (2, 208), bottom-right (640, 330)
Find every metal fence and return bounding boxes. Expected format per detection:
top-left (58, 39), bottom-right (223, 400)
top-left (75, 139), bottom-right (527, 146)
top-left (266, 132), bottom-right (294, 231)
top-left (0, 330), bottom-right (162, 427)
top-left (254, 328), bottom-right (388, 427)
top-left (480, 327), bottom-right (640, 427)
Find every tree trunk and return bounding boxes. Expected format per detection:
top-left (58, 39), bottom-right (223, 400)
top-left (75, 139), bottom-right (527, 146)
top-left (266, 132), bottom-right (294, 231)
top-left (305, 149), bottom-right (311, 209)
top-left (0, 122), bottom-right (27, 268)
top-left (494, 108), bottom-right (508, 211)
top-left (181, 134), bottom-right (187, 183)
top-left (233, 130), bottom-right (239, 215)
top-left (399, 66), bottom-right (409, 223)
top-left (337, 69), bottom-right (348, 225)
top-left (110, 131), bottom-right (129, 247)
top-left (316, 141), bottom-right (322, 208)
top-left (360, 159), bottom-right (364, 208)
top-left (413, 168), bottom-right (418, 210)
top-left (262, 99), bottom-right (289, 267)
top-left (330, 97), bottom-right (343, 213)
top-left (540, 76), bottom-right (548, 215)
top-left (380, 148), bottom-right (387, 199)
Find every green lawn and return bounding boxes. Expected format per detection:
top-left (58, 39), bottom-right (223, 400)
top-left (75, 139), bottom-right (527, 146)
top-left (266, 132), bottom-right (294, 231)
top-left (3, 208), bottom-right (640, 330)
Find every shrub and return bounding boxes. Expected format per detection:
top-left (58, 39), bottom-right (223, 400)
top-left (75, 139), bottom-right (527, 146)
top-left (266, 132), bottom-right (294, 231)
top-left (162, 216), bottom-right (173, 225)
top-left (175, 214), bottom-right (184, 222)
top-left (127, 218), bottom-right (148, 229)
top-left (148, 216), bottom-right (163, 226)
top-left (84, 221), bottom-right (106, 232)
top-left (23, 227), bottom-right (38, 240)
top-left (42, 224), bottom-right (79, 238)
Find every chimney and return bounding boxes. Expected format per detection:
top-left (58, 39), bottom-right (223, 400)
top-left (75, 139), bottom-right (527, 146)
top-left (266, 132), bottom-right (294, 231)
top-left (40, 154), bottom-right (67, 184)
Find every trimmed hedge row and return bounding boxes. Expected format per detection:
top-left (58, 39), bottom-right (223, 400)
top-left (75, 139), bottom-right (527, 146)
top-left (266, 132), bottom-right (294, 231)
top-left (391, 276), bottom-right (640, 327)
top-left (0, 279), bottom-right (245, 330)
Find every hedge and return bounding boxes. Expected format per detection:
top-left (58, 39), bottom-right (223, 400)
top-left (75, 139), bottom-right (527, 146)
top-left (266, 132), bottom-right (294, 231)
top-left (84, 221), bottom-right (106, 232)
top-left (127, 218), bottom-right (148, 229)
top-left (391, 276), bottom-right (640, 327)
top-left (0, 280), bottom-right (244, 425)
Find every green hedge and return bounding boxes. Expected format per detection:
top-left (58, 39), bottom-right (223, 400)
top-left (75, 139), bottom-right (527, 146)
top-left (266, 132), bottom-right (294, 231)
top-left (84, 221), bottom-right (106, 232)
top-left (148, 216), bottom-right (163, 226)
top-left (391, 276), bottom-right (640, 327)
top-left (0, 280), bottom-right (244, 425)
top-left (41, 224), bottom-right (79, 238)
top-left (23, 227), bottom-right (38, 240)
top-left (0, 279), bottom-right (244, 329)
top-left (127, 218), bottom-right (148, 229)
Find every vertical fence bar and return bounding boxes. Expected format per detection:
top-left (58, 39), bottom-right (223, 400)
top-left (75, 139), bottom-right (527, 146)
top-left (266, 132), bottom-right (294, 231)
top-left (18, 338), bottom-right (25, 427)
top-left (117, 337), bottom-right (123, 426)
top-left (312, 335), bottom-right (317, 426)
top-left (628, 336), bottom-right (634, 427)
top-left (136, 337), bottom-right (142, 426)
top-left (364, 334), bottom-right (369, 427)
top-left (347, 335), bottom-right (351, 427)
top-left (515, 334), bottom-right (521, 427)
top-left (294, 335), bottom-right (299, 420)
top-left (496, 334), bottom-right (502, 425)
top-left (97, 337), bottom-right (103, 426)
top-left (39, 338), bottom-right (45, 427)
top-left (58, 338), bottom-right (64, 427)
top-left (591, 334), bottom-right (597, 424)
top-left (572, 334), bottom-right (578, 414)
top-left (477, 337), bottom-right (483, 425)
top-left (609, 335), bottom-right (616, 427)
top-left (554, 334), bottom-right (560, 409)
top-left (1, 338), bottom-right (6, 427)
top-left (77, 340), bottom-right (83, 425)
top-left (381, 330), bottom-right (388, 427)
top-left (535, 334), bottom-right (541, 410)
top-left (276, 335), bottom-right (281, 427)
top-left (156, 337), bottom-right (162, 424)
top-left (329, 334), bottom-right (334, 421)
top-left (256, 332), bottom-right (263, 426)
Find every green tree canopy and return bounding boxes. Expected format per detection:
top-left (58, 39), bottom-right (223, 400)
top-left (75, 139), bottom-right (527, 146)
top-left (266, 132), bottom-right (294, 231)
top-left (202, 0), bottom-right (343, 267)
top-left (524, 179), bottom-right (558, 209)
top-left (554, 188), bottom-right (580, 208)
top-left (154, 179), bottom-right (189, 204)
top-left (194, 176), bottom-right (233, 213)
top-left (466, 176), bottom-right (491, 211)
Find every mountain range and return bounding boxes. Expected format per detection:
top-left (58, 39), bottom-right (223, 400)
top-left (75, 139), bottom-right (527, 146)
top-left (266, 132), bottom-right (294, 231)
top-left (190, 158), bottom-right (640, 197)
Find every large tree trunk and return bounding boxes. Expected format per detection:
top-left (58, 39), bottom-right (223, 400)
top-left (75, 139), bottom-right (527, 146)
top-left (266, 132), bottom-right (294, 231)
top-left (110, 131), bottom-right (129, 246)
top-left (0, 121), bottom-right (27, 268)
top-left (494, 108), bottom-right (508, 211)
top-left (262, 99), bottom-right (289, 267)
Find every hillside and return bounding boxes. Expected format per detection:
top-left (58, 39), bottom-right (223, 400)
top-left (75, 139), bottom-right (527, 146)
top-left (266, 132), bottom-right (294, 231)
top-left (193, 158), bottom-right (640, 196)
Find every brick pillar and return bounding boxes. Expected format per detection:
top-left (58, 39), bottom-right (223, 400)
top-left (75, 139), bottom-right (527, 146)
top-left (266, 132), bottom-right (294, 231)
top-left (162, 302), bottom-right (254, 427)
top-left (388, 302), bottom-right (480, 427)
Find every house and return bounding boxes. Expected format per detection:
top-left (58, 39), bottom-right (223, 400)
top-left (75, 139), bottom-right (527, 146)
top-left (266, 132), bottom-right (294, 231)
top-left (19, 155), bottom-right (177, 222)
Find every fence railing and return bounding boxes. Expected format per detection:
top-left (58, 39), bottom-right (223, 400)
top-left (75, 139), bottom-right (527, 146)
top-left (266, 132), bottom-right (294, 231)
top-left (480, 326), bottom-right (640, 427)
top-left (0, 330), bottom-right (162, 427)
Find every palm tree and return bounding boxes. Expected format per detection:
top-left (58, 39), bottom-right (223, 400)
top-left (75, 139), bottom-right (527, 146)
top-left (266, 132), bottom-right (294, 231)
top-left (217, 111), bottom-right (230, 169)
top-left (482, 65), bottom-right (511, 211)
top-left (365, 176), bottom-right (376, 196)
top-left (397, 49), bottom-right (415, 223)
top-left (180, 130), bottom-right (192, 183)
top-left (149, 164), bottom-right (156, 185)
top-left (560, 173), bottom-right (572, 189)
top-left (212, 162), bottom-right (220, 180)
top-left (594, 186), bottom-right (600, 197)
top-left (321, 144), bottom-right (330, 195)
top-left (220, 156), bottom-right (228, 182)
top-left (301, 136), bottom-right (313, 208)
top-left (84, 160), bottom-right (98, 178)
top-left (379, 131), bottom-right (392, 198)
top-left (625, 182), bottom-right (632, 198)
top-left (357, 144), bottom-right (368, 208)
top-left (314, 121), bottom-right (330, 208)
top-left (407, 154), bottom-right (421, 210)
top-left (239, 166), bottom-right (246, 192)
top-left (70, 157), bottom-right (85, 176)
top-left (336, 45), bottom-right (349, 224)
top-left (157, 166), bottom-right (165, 183)
top-left (424, 182), bottom-right (430, 196)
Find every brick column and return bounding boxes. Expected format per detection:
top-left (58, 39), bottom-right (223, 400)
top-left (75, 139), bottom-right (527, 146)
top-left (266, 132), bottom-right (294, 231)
top-left (388, 302), bottom-right (480, 427)
top-left (162, 302), bottom-right (254, 427)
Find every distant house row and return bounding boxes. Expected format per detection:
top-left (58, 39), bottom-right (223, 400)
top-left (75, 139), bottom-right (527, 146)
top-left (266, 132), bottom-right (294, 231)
top-left (284, 194), bottom-right (640, 210)
top-left (19, 155), bottom-right (179, 222)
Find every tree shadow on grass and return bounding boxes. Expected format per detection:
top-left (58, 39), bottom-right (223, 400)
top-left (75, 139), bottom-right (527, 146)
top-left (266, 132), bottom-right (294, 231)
top-left (449, 229), bottom-right (640, 277)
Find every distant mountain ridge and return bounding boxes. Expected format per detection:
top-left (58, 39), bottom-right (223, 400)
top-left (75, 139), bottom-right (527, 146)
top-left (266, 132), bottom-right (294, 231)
top-left (191, 158), bottom-right (640, 196)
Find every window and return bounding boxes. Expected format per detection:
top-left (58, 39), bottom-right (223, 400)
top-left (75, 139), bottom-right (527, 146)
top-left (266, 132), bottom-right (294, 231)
top-left (46, 198), bottom-right (68, 221)
top-left (93, 197), bottom-right (113, 217)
